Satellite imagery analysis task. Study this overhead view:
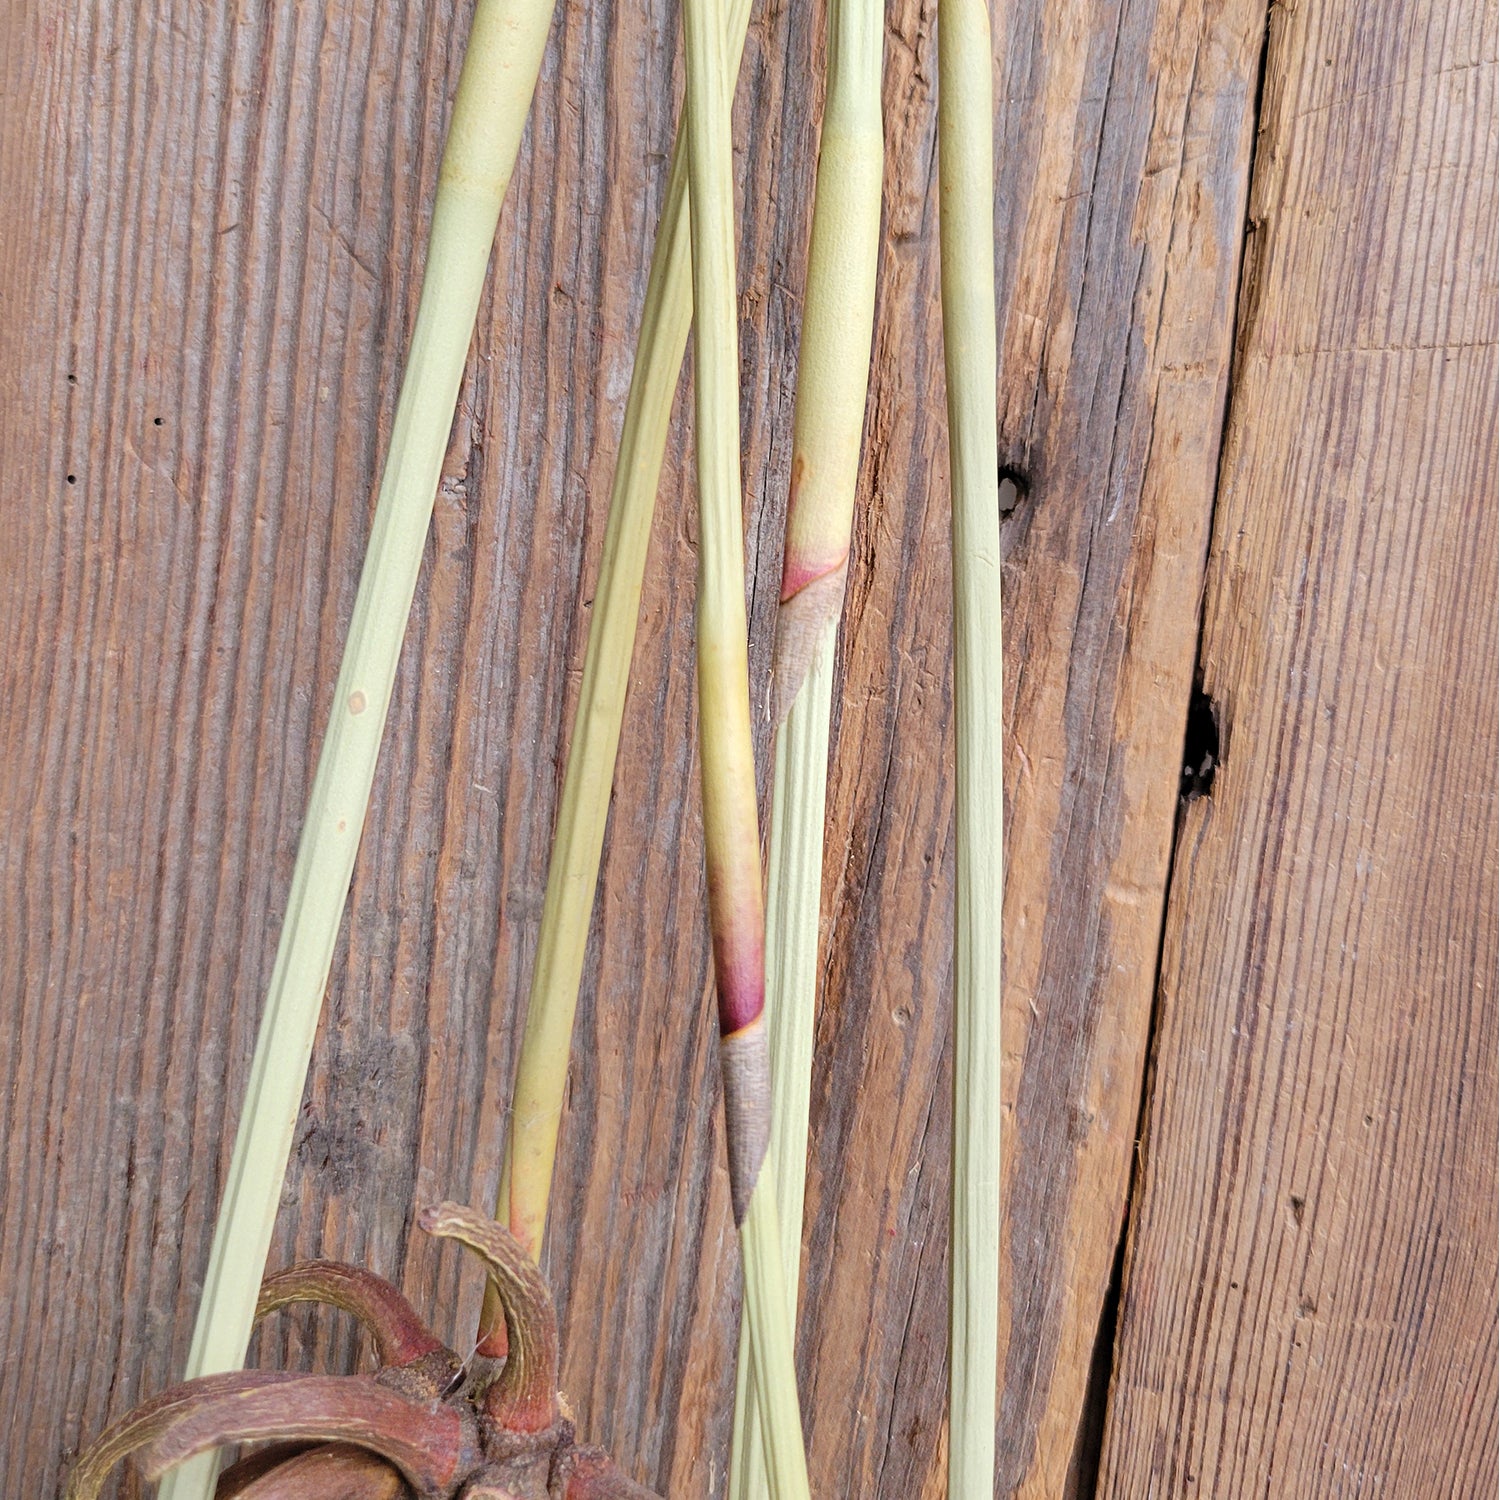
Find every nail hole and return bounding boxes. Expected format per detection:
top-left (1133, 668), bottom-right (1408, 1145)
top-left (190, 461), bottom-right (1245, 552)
top-left (66, 374), bottom-right (77, 386)
top-left (153, 416), bottom-right (164, 427)
top-left (998, 464), bottom-right (1030, 519)
top-left (66, 474), bottom-right (76, 485)
top-left (1181, 684), bottom-right (1221, 800)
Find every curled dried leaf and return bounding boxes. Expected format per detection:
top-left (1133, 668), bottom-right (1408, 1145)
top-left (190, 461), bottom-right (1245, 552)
top-left (70, 1205), bottom-right (660, 1500)
top-left (256, 1260), bottom-right (449, 1370)
top-left (143, 1374), bottom-right (477, 1494)
top-left (416, 1203), bottom-right (558, 1433)
top-left (65, 1373), bottom-right (300, 1500)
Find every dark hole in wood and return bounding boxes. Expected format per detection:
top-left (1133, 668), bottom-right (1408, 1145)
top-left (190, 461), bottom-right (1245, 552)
top-left (66, 474), bottom-right (76, 485)
top-left (1180, 685), bottom-right (1220, 800)
top-left (998, 464), bottom-right (1030, 519)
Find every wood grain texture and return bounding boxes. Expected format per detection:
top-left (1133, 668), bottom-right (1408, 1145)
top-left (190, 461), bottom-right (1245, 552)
top-left (5, 0), bottom-right (1486, 1496)
top-left (1098, 0), bottom-right (1500, 1488)
top-left (982, 0), bottom-right (1269, 1487)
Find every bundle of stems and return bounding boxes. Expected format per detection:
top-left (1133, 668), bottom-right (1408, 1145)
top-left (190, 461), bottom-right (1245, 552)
top-left (679, 0), bottom-right (811, 1483)
top-left (491, 0), bottom-right (758, 1294)
top-left (146, 0), bottom-right (999, 1482)
top-left (937, 0), bottom-right (1004, 1488)
top-left (157, 0), bottom-right (558, 1495)
top-left (726, 0), bottom-right (884, 1487)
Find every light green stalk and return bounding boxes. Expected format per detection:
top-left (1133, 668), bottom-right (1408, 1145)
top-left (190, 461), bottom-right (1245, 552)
top-left (739, 1172), bottom-right (814, 1500)
top-left (158, 2), bottom-right (558, 1495)
top-left (727, 0), bottom-right (883, 1486)
top-left (680, 0), bottom-right (811, 1484)
top-left (727, 647), bottom-right (831, 1500)
top-left (938, 0), bottom-right (1003, 1490)
top-left (492, 0), bottom-right (759, 1295)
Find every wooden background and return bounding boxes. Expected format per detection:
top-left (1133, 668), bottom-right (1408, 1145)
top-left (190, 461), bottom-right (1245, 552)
top-left (0, 0), bottom-right (1494, 1490)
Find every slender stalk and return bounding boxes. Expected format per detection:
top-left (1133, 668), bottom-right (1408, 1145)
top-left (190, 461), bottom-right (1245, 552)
top-left (764, 0), bottom-right (884, 729)
top-left (491, 0), bottom-right (759, 1297)
top-left (726, 649), bottom-right (831, 1500)
top-left (739, 1173), bottom-right (814, 1498)
top-left (158, 2), bottom-right (557, 1495)
top-left (680, 0), bottom-right (811, 1485)
top-left (938, 0), bottom-right (1003, 1489)
top-left (727, 0), bottom-right (883, 1486)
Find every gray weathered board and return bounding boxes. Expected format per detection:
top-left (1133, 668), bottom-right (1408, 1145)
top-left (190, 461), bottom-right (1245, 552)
top-left (0, 0), bottom-right (1493, 1494)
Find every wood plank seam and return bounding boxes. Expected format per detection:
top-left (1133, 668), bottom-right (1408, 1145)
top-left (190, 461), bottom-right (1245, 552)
top-left (1067, 5), bottom-right (1284, 1487)
top-left (1095, 0), bottom-right (1499, 1479)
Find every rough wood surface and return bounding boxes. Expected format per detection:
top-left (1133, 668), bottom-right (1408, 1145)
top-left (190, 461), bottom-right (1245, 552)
top-left (1, 0), bottom-right (1493, 1495)
top-left (1098, 0), bottom-right (1500, 1489)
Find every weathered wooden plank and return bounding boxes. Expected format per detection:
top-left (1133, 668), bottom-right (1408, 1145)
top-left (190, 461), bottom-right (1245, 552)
top-left (1099, 0), bottom-right (1500, 1488)
top-left (0, 1), bottom-right (1266, 1498)
top-left (980, 0), bottom-right (1270, 1487)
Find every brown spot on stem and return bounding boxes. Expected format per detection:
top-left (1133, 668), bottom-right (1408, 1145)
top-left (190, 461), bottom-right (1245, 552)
top-left (784, 454), bottom-right (807, 530)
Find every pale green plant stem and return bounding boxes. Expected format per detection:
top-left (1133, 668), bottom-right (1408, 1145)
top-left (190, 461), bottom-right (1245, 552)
top-left (681, 0), bottom-right (811, 1483)
top-left (727, 0), bottom-right (882, 1487)
top-left (938, 0), bottom-right (1003, 1490)
top-left (491, 0), bottom-right (759, 1301)
top-left (727, 646), bottom-right (831, 1500)
top-left (158, 2), bottom-right (557, 1496)
top-left (740, 1171), bottom-right (814, 1500)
